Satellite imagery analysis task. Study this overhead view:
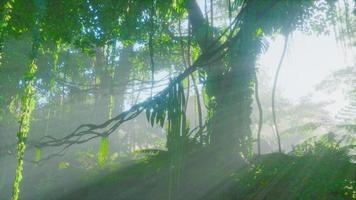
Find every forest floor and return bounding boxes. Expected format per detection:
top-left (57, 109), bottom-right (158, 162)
top-left (54, 149), bottom-right (356, 200)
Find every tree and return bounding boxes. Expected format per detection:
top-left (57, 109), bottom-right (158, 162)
top-left (0, 0), bottom-right (352, 199)
top-left (4, 0), bottom-right (341, 163)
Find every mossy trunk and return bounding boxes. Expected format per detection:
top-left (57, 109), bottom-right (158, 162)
top-left (209, 42), bottom-right (259, 160)
top-left (12, 60), bottom-right (37, 200)
top-left (187, 0), bottom-right (261, 161)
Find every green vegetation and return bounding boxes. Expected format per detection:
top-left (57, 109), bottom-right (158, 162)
top-left (0, 0), bottom-right (355, 199)
top-left (56, 137), bottom-right (356, 200)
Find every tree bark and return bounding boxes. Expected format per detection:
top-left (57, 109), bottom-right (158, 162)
top-left (115, 45), bottom-right (133, 113)
top-left (186, 0), bottom-right (261, 159)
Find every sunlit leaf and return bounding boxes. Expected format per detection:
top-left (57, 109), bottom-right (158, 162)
top-left (35, 147), bottom-right (41, 162)
top-left (98, 136), bottom-right (109, 167)
top-left (58, 161), bottom-right (69, 169)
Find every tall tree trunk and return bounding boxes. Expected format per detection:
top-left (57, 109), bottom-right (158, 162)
top-left (209, 30), bottom-right (260, 159)
top-left (113, 45), bottom-right (133, 154)
top-left (186, 0), bottom-right (261, 160)
top-left (94, 47), bottom-right (109, 110)
top-left (115, 45), bottom-right (133, 113)
top-left (12, 1), bottom-right (42, 198)
top-left (93, 47), bottom-right (113, 167)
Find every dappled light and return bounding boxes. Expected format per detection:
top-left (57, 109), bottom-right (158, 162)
top-left (0, 0), bottom-right (355, 200)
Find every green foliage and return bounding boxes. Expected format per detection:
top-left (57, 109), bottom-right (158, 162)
top-left (291, 132), bottom-right (355, 160)
top-left (281, 122), bottom-right (321, 136)
top-left (35, 147), bottom-right (41, 162)
top-left (54, 143), bottom-right (355, 200)
top-left (76, 150), bottom-right (97, 170)
top-left (0, 0), bottom-right (15, 64)
top-left (234, 149), bottom-right (355, 199)
top-left (144, 80), bottom-right (189, 199)
top-left (98, 136), bottom-right (109, 167)
top-left (58, 161), bottom-right (70, 170)
top-left (135, 148), bottom-right (167, 156)
top-left (0, 0), bottom-right (354, 199)
top-left (339, 124), bottom-right (356, 133)
top-left (12, 59), bottom-right (38, 200)
top-left (144, 81), bottom-right (187, 138)
top-left (2, 0), bottom-right (187, 51)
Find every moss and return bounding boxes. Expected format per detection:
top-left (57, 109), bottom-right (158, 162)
top-left (12, 60), bottom-right (37, 200)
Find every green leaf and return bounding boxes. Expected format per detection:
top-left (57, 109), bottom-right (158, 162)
top-left (146, 107), bottom-right (151, 122)
top-left (98, 137), bottom-right (109, 167)
top-left (150, 108), bottom-right (157, 127)
top-left (256, 27), bottom-right (264, 37)
top-left (35, 147), bottom-right (41, 162)
top-left (159, 112), bottom-right (166, 127)
top-left (58, 162), bottom-right (69, 169)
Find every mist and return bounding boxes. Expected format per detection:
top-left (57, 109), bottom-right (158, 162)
top-left (0, 0), bottom-right (355, 200)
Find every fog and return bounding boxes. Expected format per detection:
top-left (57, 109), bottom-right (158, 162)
top-left (0, 1), bottom-right (355, 199)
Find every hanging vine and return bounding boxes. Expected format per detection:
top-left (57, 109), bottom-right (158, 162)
top-left (149, 0), bottom-right (156, 97)
top-left (271, 34), bottom-right (289, 153)
top-left (44, 41), bottom-right (61, 136)
top-left (254, 74), bottom-right (263, 156)
top-left (34, 9), bottom-right (243, 162)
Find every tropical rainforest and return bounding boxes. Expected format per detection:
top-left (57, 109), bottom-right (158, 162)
top-left (0, 0), bottom-right (355, 199)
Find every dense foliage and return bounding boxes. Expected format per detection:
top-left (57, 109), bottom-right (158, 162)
top-left (0, 0), bottom-right (354, 199)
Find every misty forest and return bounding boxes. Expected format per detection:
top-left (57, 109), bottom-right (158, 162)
top-left (0, 0), bottom-right (355, 199)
